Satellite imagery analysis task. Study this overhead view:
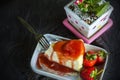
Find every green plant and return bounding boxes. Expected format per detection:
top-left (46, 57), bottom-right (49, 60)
top-left (74, 0), bottom-right (110, 17)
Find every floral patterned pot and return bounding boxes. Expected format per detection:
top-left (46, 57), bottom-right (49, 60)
top-left (64, 0), bottom-right (113, 38)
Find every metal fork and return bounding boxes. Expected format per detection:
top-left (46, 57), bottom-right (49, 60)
top-left (38, 36), bottom-right (50, 50)
top-left (17, 16), bottom-right (50, 51)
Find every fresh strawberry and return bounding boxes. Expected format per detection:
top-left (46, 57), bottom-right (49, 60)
top-left (80, 67), bottom-right (97, 80)
top-left (83, 51), bottom-right (97, 67)
top-left (96, 50), bottom-right (106, 65)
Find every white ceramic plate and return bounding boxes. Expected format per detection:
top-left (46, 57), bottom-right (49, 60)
top-left (30, 34), bottom-right (108, 80)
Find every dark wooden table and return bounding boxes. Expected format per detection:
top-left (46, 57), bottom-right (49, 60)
top-left (0, 0), bottom-right (120, 80)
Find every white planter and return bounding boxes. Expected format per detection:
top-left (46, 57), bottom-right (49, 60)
top-left (64, 0), bottom-right (113, 38)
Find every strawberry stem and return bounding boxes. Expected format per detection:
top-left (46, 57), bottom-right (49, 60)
top-left (96, 69), bottom-right (104, 75)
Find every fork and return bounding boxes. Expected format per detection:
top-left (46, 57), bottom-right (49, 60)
top-left (17, 16), bottom-right (50, 51)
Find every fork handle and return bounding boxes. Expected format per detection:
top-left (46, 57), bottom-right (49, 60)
top-left (17, 16), bottom-right (37, 35)
top-left (17, 16), bottom-right (42, 40)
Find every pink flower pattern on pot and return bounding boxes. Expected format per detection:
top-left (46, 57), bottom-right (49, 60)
top-left (75, 21), bottom-right (78, 24)
top-left (100, 15), bottom-right (108, 21)
top-left (68, 15), bottom-right (71, 19)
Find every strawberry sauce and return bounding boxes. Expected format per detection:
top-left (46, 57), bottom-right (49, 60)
top-left (37, 53), bottom-right (77, 73)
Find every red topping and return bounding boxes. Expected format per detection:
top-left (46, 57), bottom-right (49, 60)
top-left (53, 40), bottom-right (85, 60)
top-left (37, 54), bottom-right (76, 73)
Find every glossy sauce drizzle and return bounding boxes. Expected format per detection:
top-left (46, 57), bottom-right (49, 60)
top-left (37, 53), bottom-right (77, 73)
top-left (53, 40), bottom-right (85, 65)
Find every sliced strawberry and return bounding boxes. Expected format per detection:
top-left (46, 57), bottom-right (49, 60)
top-left (80, 67), bottom-right (97, 80)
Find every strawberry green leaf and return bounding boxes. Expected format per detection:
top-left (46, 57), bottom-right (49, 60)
top-left (90, 68), bottom-right (97, 78)
top-left (86, 52), bottom-right (97, 60)
top-left (98, 50), bottom-right (106, 58)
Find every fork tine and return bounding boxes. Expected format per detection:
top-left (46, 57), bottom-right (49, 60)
top-left (42, 36), bottom-right (49, 46)
top-left (39, 36), bottom-right (50, 50)
top-left (40, 38), bottom-right (48, 49)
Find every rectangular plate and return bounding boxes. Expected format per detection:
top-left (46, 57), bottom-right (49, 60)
top-left (30, 34), bottom-right (109, 80)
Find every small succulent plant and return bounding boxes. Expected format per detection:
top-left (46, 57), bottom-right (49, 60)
top-left (74, 0), bottom-right (110, 17)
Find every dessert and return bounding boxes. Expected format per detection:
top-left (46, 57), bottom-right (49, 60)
top-left (37, 39), bottom-right (85, 75)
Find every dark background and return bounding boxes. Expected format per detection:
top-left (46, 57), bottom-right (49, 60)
top-left (0, 0), bottom-right (120, 80)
